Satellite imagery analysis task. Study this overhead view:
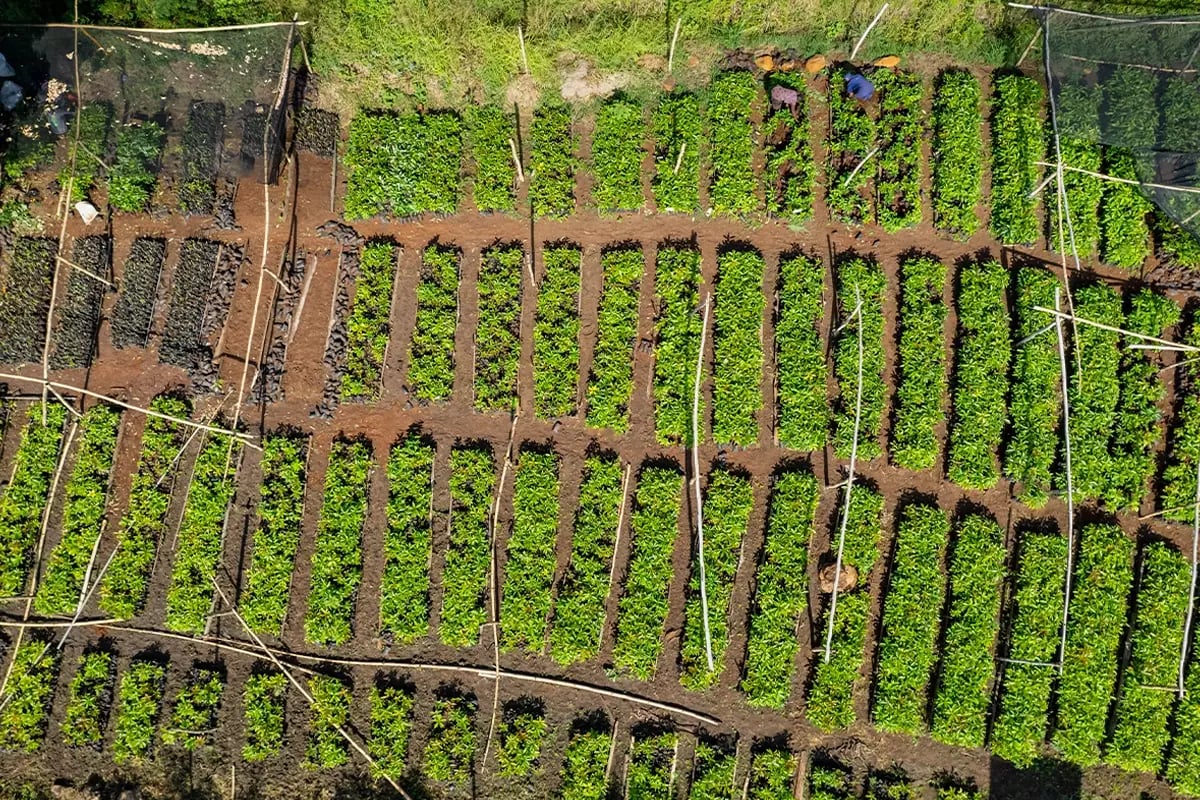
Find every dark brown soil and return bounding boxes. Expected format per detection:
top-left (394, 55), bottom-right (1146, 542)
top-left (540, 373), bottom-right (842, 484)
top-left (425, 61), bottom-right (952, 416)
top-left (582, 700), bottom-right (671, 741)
top-left (0, 68), bottom-right (1194, 800)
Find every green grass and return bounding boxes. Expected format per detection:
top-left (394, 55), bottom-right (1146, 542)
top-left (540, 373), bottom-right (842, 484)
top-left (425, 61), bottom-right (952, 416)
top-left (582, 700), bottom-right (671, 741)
top-left (612, 463), bottom-right (683, 680)
top-left (533, 245), bottom-right (582, 417)
top-left (775, 251), bottom-right (827, 450)
top-left (113, 659), bottom-right (166, 765)
top-left (240, 433), bottom-right (308, 635)
top-left (61, 651), bottom-right (113, 749)
top-left (101, 396), bottom-right (190, 618)
top-left (34, 405), bottom-right (120, 616)
top-left (304, 438), bottom-right (371, 646)
top-left (502, 449), bottom-right (560, 653)
top-left (475, 243), bottom-right (523, 412)
top-left (380, 435), bottom-right (435, 644)
top-left (872, 504), bottom-right (949, 735)
top-left (165, 431), bottom-right (241, 634)
top-left (550, 455), bottom-right (623, 665)
top-left (712, 247), bottom-right (764, 446)
top-left (440, 445), bottom-right (495, 646)
top-left (0, 404), bottom-right (66, 597)
top-left (741, 469), bottom-right (818, 708)
top-left (586, 247), bottom-right (642, 432)
top-left (680, 468), bottom-right (753, 691)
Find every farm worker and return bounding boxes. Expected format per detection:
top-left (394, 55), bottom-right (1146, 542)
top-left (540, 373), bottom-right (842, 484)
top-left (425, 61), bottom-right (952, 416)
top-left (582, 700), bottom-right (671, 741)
top-left (845, 71), bottom-right (875, 101)
top-left (769, 84), bottom-right (800, 116)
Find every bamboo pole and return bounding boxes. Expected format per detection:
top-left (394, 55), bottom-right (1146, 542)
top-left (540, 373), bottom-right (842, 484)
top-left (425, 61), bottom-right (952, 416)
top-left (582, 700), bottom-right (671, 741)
top-left (691, 294), bottom-right (714, 671)
top-left (1053, 288), bottom-right (1075, 673)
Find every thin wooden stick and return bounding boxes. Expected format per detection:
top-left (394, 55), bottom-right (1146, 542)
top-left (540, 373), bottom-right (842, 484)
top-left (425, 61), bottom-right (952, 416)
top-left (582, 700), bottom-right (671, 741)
top-left (1181, 452), bottom-right (1200, 697)
top-left (691, 294), bottom-right (713, 671)
top-left (0, 617), bottom-right (121, 629)
top-left (673, 143), bottom-right (686, 175)
top-left (1034, 307), bottom-right (1200, 354)
top-left (517, 25), bottom-right (529, 74)
top-left (667, 17), bottom-right (682, 72)
top-left (850, 2), bottom-right (889, 60)
top-left (55, 255), bottom-right (114, 288)
top-left (509, 138), bottom-right (525, 183)
top-left (600, 462), bottom-right (634, 649)
top-left (841, 146), bottom-right (879, 187)
top-left (1034, 161), bottom-right (1200, 195)
top-left (1053, 288), bottom-right (1075, 674)
top-left (0, 373), bottom-right (255, 443)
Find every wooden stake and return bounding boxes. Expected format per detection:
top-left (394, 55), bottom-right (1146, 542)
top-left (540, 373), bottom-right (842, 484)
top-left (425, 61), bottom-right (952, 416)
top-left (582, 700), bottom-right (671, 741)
top-left (691, 294), bottom-right (713, 672)
top-left (673, 143), bottom-right (686, 175)
top-left (517, 25), bottom-right (529, 74)
top-left (667, 17), bottom-right (682, 73)
top-left (509, 137), bottom-right (525, 183)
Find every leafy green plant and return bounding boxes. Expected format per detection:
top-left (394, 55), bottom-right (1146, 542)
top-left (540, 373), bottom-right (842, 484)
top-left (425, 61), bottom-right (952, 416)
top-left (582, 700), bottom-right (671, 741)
top-left (689, 738), bottom-right (737, 799)
top-left (873, 503), bottom-right (949, 735)
top-left (827, 67), bottom-right (877, 225)
top-left (1004, 268), bottom-right (1061, 507)
top-left (475, 243), bottom-right (523, 412)
top-left (874, 70), bottom-right (924, 232)
top-left (832, 256), bottom-right (887, 460)
top-left (747, 745), bottom-right (796, 800)
top-left (0, 638), bottom-right (58, 752)
top-left (467, 106), bottom-right (516, 212)
top-left (502, 448), bottom-right (560, 653)
top-left (0, 237), bottom-right (55, 363)
top-left (1052, 523), bottom-right (1133, 766)
top-left (680, 468), bottom-right (753, 691)
top-left (741, 469), bottom-right (818, 707)
top-left (775, 251), bottom-right (827, 450)
top-left (113, 659), bottom-right (166, 764)
top-left (990, 531), bottom-right (1068, 768)
top-left (530, 106), bottom-right (576, 218)
top-left (533, 245), bottom-right (582, 417)
top-left (612, 463), bottom-right (683, 679)
top-left (989, 73), bottom-right (1043, 245)
top-left (550, 455), bottom-right (622, 665)
top-left (947, 258), bottom-right (1011, 489)
top-left (712, 246), bottom-right (764, 445)
top-left (424, 693), bottom-right (476, 784)
top-left (1107, 542), bottom-right (1188, 773)
top-left (592, 98), bottom-right (645, 211)
top-left (240, 433), bottom-right (308, 635)
top-left (242, 671), bottom-right (287, 762)
top-left (653, 245), bottom-right (704, 445)
top-left (344, 110), bottom-right (463, 219)
top-left (807, 486), bottom-right (883, 731)
top-left (808, 758), bottom-right (855, 800)
top-left (58, 103), bottom-right (112, 204)
top-left (162, 668), bottom-right (223, 750)
top-left (559, 720), bottom-right (613, 800)
top-left (1162, 316), bottom-right (1200, 521)
top-left (627, 731), bottom-right (677, 798)
top-left (0, 404), bottom-right (66, 597)
top-left (931, 514), bottom-right (1006, 748)
top-left (408, 244), bottom-right (459, 402)
top-left (381, 435), bottom-right (435, 644)
top-left (341, 240), bottom-right (397, 401)
top-left (931, 69), bottom-right (983, 238)
top-left (304, 674), bottom-right (350, 769)
top-left (101, 396), bottom-right (190, 618)
top-left (586, 247), bottom-right (642, 432)
top-left (763, 74), bottom-right (814, 220)
top-left (497, 702), bottom-right (548, 778)
top-left (1047, 85), bottom-right (1103, 258)
top-left (1106, 290), bottom-right (1179, 510)
top-left (1168, 606), bottom-right (1200, 794)
top-left (108, 121), bottom-right (164, 212)
top-left (61, 651), bottom-right (113, 748)
top-left (165, 431), bottom-right (241, 633)
top-left (35, 404), bottom-right (120, 616)
top-left (305, 438), bottom-right (371, 646)
top-left (707, 71), bottom-right (759, 215)
top-left (440, 445), bottom-right (495, 646)
top-left (652, 93), bottom-right (701, 213)
top-left (890, 256), bottom-right (947, 470)
top-left (1064, 282), bottom-right (1122, 502)
top-left (368, 684), bottom-right (414, 779)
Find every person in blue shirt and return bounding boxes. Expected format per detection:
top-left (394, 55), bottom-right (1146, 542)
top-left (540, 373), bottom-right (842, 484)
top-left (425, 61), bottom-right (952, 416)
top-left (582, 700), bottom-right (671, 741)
top-left (845, 71), bottom-right (876, 100)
